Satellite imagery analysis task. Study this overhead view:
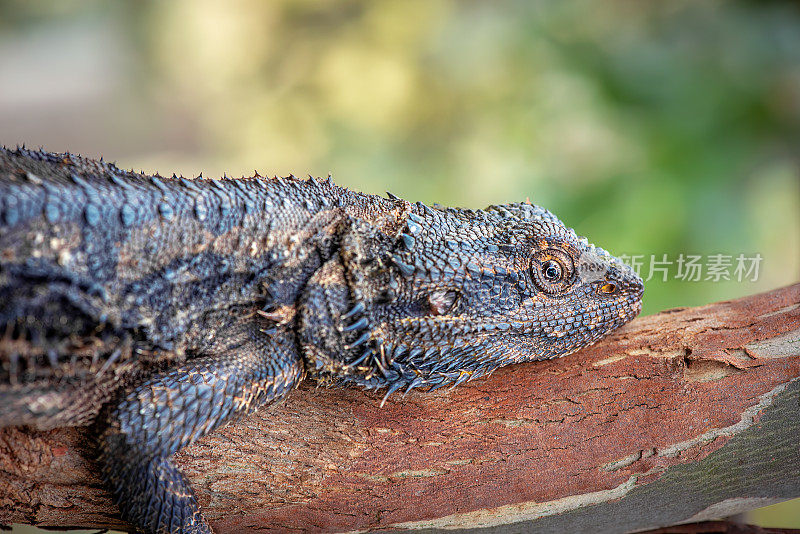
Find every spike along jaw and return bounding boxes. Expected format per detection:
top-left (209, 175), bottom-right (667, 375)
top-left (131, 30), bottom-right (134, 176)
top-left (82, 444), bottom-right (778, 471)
top-left (298, 202), bottom-right (644, 395)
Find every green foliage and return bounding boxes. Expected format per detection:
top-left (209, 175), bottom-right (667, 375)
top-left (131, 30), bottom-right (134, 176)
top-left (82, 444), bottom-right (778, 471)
top-left (0, 1), bottom-right (798, 312)
top-left (0, 0), bottom-right (800, 313)
top-left (136, 0), bottom-right (800, 315)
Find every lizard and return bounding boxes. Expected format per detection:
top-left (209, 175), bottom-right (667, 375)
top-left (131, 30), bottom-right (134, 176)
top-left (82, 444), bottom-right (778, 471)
top-left (0, 146), bottom-right (644, 534)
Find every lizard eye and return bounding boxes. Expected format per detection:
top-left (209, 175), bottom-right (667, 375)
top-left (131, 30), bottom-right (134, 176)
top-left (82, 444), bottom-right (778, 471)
top-left (429, 289), bottom-right (459, 316)
top-left (531, 249), bottom-right (575, 295)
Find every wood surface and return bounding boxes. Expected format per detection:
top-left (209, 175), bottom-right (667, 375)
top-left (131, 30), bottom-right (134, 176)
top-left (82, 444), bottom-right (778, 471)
top-left (1, 284), bottom-right (799, 533)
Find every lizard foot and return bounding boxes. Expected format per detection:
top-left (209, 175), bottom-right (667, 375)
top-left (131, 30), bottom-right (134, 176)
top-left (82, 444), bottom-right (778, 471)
top-left (100, 318), bottom-right (304, 533)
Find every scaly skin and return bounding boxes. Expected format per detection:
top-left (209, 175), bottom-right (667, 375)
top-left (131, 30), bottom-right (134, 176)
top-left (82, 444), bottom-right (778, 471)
top-left (0, 147), bottom-right (643, 533)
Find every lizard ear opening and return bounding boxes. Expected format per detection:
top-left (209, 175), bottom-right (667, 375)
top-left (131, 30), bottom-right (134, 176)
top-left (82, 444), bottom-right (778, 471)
top-left (429, 289), bottom-right (459, 316)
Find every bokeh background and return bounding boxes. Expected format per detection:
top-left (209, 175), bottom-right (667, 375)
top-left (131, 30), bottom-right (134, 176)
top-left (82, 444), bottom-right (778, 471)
top-left (1, 0), bottom-right (798, 530)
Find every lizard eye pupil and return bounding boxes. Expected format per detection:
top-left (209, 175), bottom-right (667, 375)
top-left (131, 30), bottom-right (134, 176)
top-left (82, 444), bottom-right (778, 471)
top-left (542, 261), bottom-right (562, 282)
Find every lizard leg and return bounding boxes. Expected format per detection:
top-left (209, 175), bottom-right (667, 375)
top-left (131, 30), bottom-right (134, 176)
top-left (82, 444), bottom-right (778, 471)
top-left (100, 319), bottom-right (303, 534)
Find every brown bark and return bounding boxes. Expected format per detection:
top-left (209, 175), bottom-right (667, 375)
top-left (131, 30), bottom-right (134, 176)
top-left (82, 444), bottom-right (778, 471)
top-left (1, 284), bottom-right (799, 533)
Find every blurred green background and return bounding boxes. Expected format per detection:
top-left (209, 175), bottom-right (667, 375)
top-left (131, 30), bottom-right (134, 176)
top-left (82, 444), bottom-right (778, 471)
top-left (0, 0), bottom-right (798, 530)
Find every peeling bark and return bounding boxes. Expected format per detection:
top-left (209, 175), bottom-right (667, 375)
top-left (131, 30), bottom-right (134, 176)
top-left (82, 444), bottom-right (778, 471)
top-left (1, 284), bottom-right (799, 533)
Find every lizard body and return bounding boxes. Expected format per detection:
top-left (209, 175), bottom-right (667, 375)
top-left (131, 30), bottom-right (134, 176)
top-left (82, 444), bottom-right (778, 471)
top-left (0, 147), bottom-right (643, 533)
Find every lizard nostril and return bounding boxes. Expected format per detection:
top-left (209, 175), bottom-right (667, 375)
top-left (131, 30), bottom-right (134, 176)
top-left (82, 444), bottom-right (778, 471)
top-left (599, 282), bottom-right (617, 294)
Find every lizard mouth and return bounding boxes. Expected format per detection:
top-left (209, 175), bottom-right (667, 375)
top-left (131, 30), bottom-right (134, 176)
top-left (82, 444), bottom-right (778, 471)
top-left (357, 276), bottom-right (642, 383)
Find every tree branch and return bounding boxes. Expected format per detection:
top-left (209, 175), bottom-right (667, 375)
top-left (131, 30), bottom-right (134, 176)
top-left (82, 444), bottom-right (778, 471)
top-left (1, 284), bottom-right (799, 533)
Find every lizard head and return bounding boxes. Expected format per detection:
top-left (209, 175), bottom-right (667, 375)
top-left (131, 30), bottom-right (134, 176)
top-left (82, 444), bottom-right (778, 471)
top-left (299, 199), bottom-right (643, 397)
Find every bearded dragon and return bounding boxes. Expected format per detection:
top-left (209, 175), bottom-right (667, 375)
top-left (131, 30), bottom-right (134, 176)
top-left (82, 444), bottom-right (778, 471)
top-left (0, 147), bottom-right (643, 533)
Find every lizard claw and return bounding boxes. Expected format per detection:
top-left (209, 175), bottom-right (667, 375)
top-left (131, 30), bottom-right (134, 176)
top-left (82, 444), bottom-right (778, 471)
top-left (342, 317), bottom-right (368, 332)
top-left (257, 305), bottom-right (296, 325)
top-left (346, 331), bottom-right (370, 349)
top-left (340, 302), bottom-right (365, 320)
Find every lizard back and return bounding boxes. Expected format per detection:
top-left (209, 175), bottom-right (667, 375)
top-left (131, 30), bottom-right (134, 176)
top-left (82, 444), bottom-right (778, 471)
top-left (0, 147), bottom-right (388, 427)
